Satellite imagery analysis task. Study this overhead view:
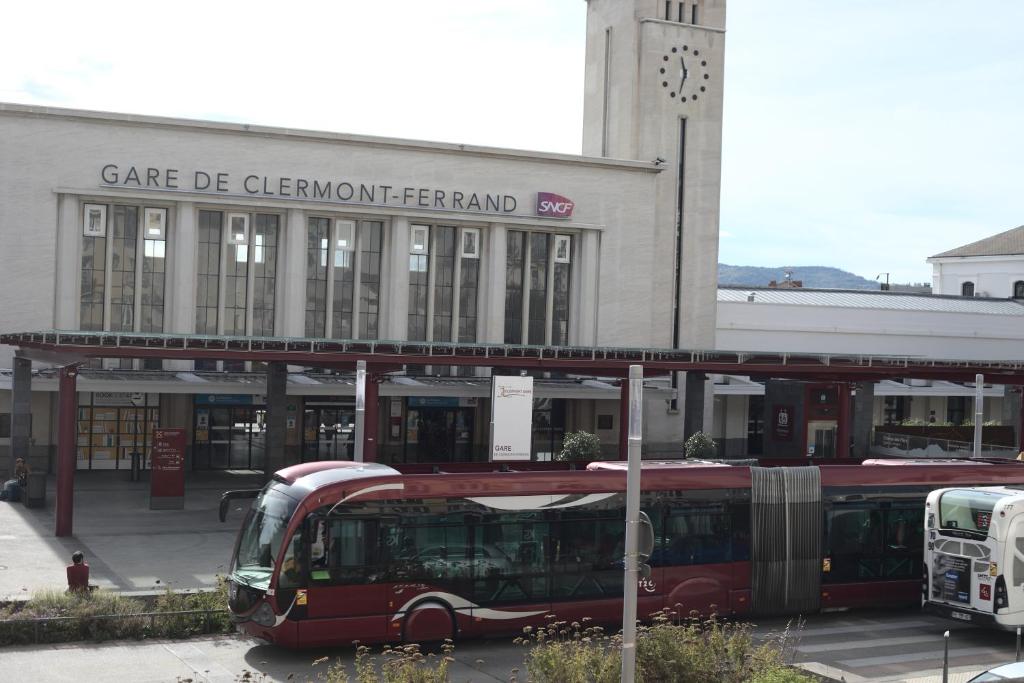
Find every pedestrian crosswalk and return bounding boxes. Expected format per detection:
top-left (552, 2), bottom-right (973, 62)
top-left (753, 609), bottom-right (1020, 683)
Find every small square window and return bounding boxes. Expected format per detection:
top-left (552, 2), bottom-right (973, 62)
top-left (461, 228), bottom-right (480, 258)
top-left (411, 225), bottom-right (430, 254)
top-left (143, 208), bottom-right (166, 239)
top-left (335, 220), bottom-right (355, 251)
top-left (554, 235), bottom-right (571, 263)
top-left (83, 204), bottom-right (107, 237)
top-left (597, 414), bottom-right (613, 430)
top-left (227, 213), bottom-right (249, 244)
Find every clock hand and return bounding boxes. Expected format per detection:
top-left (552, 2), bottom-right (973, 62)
top-left (679, 56), bottom-right (688, 93)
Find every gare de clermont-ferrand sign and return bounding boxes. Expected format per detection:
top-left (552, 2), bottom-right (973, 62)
top-left (99, 163), bottom-right (574, 219)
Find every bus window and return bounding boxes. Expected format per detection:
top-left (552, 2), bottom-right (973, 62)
top-left (309, 517), bottom-right (382, 585)
top-left (551, 510), bottom-right (624, 601)
top-left (882, 507), bottom-right (924, 579)
top-left (659, 503), bottom-right (731, 566)
top-left (825, 507), bottom-right (883, 581)
top-left (939, 489), bottom-right (1001, 535)
top-left (278, 532), bottom-right (304, 589)
top-left (470, 513), bottom-right (549, 605)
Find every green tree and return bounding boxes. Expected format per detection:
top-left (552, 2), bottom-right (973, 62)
top-left (684, 432), bottom-right (717, 459)
top-left (558, 431), bottom-right (602, 461)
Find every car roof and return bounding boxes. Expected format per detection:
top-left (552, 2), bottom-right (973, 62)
top-left (984, 661), bottom-right (1024, 677)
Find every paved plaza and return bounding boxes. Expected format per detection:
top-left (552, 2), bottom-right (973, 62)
top-left (0, 471), bottom-right (262, 600)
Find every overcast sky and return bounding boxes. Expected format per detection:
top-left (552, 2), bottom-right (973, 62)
top-left (3, 1), bottom-right (1022, 284)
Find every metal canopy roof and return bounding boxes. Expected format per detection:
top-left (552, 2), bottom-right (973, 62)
top-left (5, 330), bottom-right (1024, 383)
top-left (718, 286), bottom-right (1024, 315)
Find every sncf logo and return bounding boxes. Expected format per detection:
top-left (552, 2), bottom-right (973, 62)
top-left (536, 192), bottom-right (575, 218)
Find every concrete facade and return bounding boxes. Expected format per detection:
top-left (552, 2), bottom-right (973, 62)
top-left (0, 1), bottom-right (731, 472)
top-left (929, 254), bottom-right (1024, 298)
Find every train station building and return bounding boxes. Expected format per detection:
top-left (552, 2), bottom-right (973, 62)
top-left (2, 0), bottom-right (1023, 486)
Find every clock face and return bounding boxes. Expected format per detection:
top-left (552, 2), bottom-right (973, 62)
top-left (658, 45), bottom-right (711, 103)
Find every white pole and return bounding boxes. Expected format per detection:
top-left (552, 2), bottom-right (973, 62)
top-left (620, 364), bottom-right (643, 683)
top-left (974, 373), bottom-right (984, 458)
top-left (942, 630), bottom-right (949, 683)
top-left (354, 360), bottom-right (366, 462)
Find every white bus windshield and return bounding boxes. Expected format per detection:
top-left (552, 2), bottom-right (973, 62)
top-left (938, 489), bottom-right (1002, 535)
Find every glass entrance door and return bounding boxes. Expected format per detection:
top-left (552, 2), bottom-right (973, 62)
top-left (404, 406), bottom-right (475, 462)
top-left (193, 404), bottom-right (265, 470)
top-left (302, 406), bottom-right (355, 461)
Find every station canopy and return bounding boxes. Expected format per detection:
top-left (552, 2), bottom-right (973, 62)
top-left (3, 330), bottom-right (1024, 384)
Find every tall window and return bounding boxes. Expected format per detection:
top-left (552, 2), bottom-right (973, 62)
top-left (195, 211), bottom-right (222, 334)
top-left (883, 396), bottom-right (907, 425)
top-left (305, 218), bottom-right (329, 337)
top-left (140, 209), bottom-right (167, 332)
top-left (552, 235), bottom-right (572, 346)
top-left (432, 227), bottom-right (457, 342)
top-left (407, 224), bottom-right (481, 342)
top-left (504, 231), bottom-right (573, 346)
top-left (528, 233), bottom-right (549, 345)
top-left (359, 222), bottom-right (384, 339)
top-left (195, 210), bottom-right (278, 336)
top-left (80, 207), bottom-right (108, 331)
top-left (109, 206), bottom-right (138, 332)
top-left (458, 229), bottom-right (480, 342)
top-left (947, 396), bottom-right (968, 425)
top-left (304, 218), bottom-right (385, 339)
top-left (79, 203), bottom-right (167, 334)
top-left (251, 215), bottom-right (278, 337)
top-left (408, 225), bottom-right (430, 341)
top-left (1014, 281), bottom-right (1024, 299)
top-left (504, 231), bottom-right (526, 345)
top-left (961, 281), bottom-right (975, 297)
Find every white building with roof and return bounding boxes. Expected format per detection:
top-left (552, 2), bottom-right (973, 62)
top-left (928, 225), bottom-right (1024, 298)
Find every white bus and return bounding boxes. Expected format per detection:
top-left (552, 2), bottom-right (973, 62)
top-left (923, 486), bottom-right (1024, 627)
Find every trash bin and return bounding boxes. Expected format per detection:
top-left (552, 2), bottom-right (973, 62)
top-left (23, 471), bottom-right (46, 508)
top-left (130, 451), bottom-right (141, 482)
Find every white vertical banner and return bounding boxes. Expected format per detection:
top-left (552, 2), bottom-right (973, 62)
top-left (489, 375), bottom-right (534, 461)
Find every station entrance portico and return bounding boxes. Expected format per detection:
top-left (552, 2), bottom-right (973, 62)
top-left (5, 330), bottom-right (1024, 536)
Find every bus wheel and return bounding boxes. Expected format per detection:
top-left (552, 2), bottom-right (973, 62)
top-left (402, 601), bottom-right (456, 645)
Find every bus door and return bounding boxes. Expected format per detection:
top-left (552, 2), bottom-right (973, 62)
top-left (1000, 513), bottom-right (1024, 618)
top-left (299, 514), bottom-right (391, 646)
top-left (659, 501), bottom-right (735, 617)
top-left (546, 509), bottom-right (649, 626)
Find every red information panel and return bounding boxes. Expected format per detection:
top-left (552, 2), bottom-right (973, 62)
top-left (151, 428), bottom-right (186, 503)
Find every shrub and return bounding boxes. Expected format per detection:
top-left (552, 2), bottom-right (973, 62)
top-left (321, 642), bottom-right (455, 683)
top-left (684, 431), bottom-right (717, 459)
top-left (519, 611), bottom-right (815, 683)
top-left (0, 580), bottom-right (232, 645)
top-left (558, 431), bottom-right (602, 461)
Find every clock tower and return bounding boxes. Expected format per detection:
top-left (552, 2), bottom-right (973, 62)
top-left (582, 0), bottom-right (726, 352)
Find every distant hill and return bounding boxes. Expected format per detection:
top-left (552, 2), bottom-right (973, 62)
top-left (718, 264), bottom-right (878, 289)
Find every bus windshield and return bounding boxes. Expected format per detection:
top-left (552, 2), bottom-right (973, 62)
top-left (231, 486), bottom-right (299, 588)
top-left (938, 489), bottom-right (1002, 535)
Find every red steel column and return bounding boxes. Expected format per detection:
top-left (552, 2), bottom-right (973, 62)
top-left (364, 373), bottom-right (380, 462)
top-left (837, 382), bottom-right (852, 459)
top-left (1018, 388), bottom-right (1024, 452)
top-left (55, 366), bottom-right (79, 537)
top-left (619, 378), bottom-right (629, 460)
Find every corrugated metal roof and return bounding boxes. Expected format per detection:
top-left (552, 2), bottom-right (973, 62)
top-left (718, 286), bottom-right (1024, 315)
top-left (931, 225), bottom-right (1024, 258)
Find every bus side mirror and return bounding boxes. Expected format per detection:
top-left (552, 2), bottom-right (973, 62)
top-left (218, 489), bottom-right (261, 522)
top-left (638, 511), bottom-right (655, 562)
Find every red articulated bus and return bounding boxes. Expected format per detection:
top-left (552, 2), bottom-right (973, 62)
top-left (222, 458), bottom-right (1024, 648)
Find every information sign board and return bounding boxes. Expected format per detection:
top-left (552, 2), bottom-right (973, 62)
top-left (150, 427), bottom-right (186, 510)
